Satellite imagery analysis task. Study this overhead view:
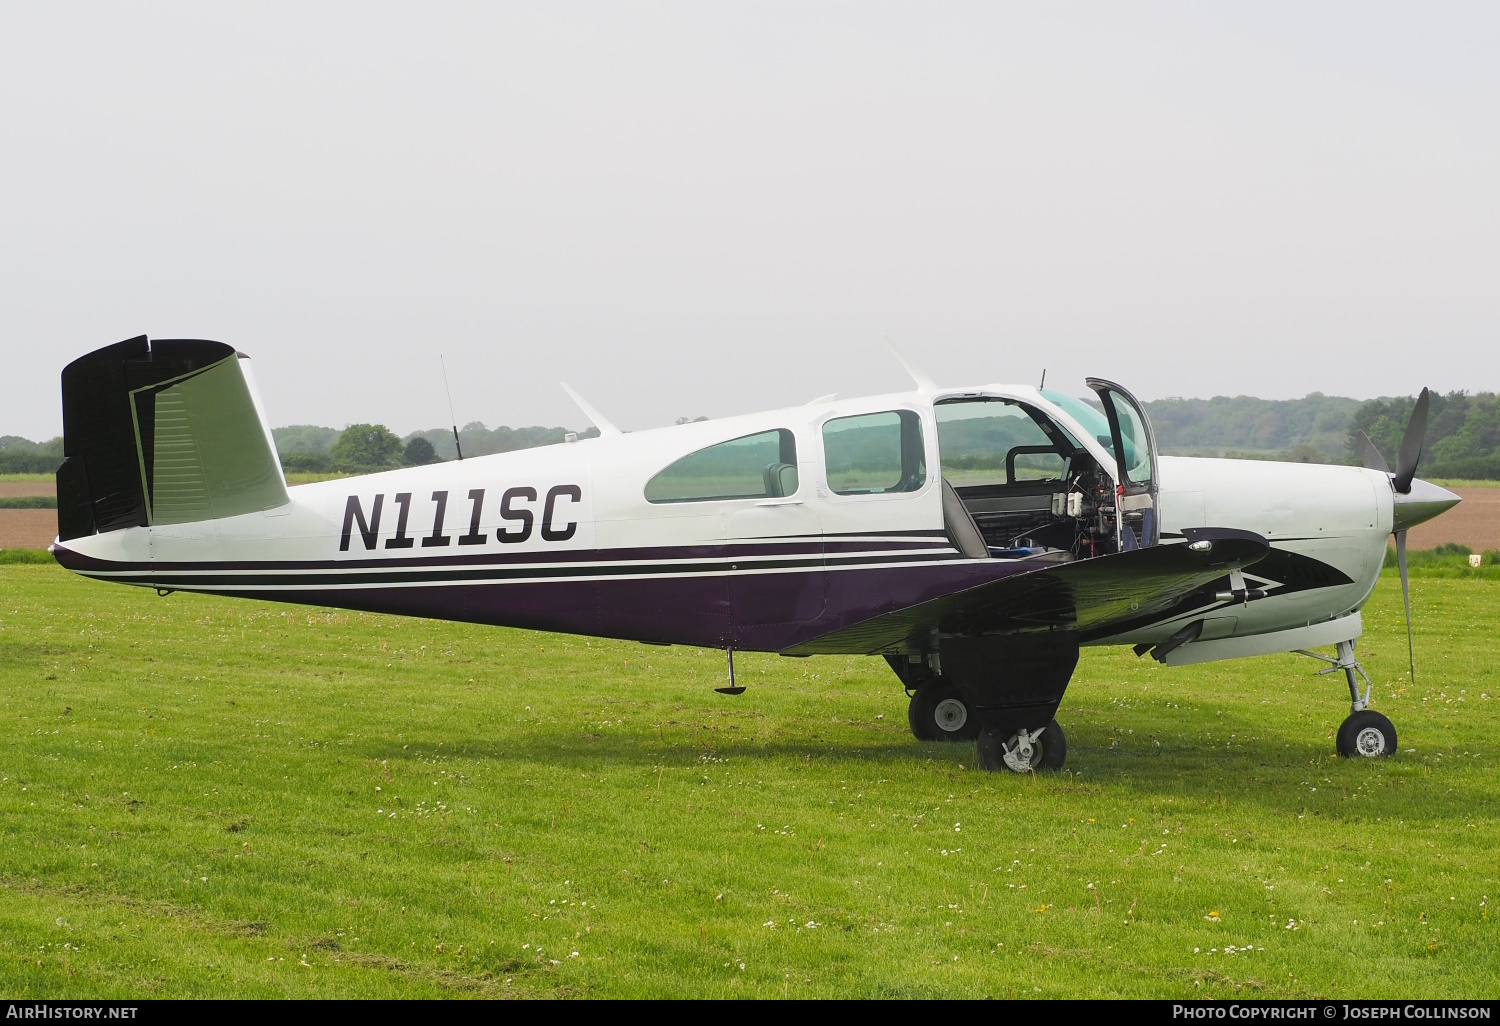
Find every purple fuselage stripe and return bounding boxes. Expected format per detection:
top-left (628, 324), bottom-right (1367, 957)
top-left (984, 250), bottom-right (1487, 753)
top-left (51, 532), bottom-right (1045, 652)
top-left (167, 558), bottom-right (1038, 652)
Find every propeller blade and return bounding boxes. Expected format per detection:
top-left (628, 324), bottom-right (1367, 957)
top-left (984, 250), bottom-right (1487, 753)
top-left (1396, 529), bottom-right (1415, 687)
top-left (1392, 388), bottom-right (1430, 494)
top-left (1357, 430), bottom-right (1390, 474)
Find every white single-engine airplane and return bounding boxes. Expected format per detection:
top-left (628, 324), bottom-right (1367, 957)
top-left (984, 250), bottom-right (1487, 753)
top-left (51, 336), bottom-right (1460, 771)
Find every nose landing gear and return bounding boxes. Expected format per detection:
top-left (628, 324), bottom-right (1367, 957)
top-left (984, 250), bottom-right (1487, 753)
top-left (1337, 710), bottom-right (1398, 757)
top-left (1297, 639), bottom-right (1398, 758)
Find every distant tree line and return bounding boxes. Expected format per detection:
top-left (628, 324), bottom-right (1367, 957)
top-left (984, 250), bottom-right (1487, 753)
top-left (1349, 391), bottom-right (1500, 479)
top-left (273, 422), bottom-right (601, 473)
top-left (0, 421), bottom-right (601, 475)
top-left (0, 435), bottom-right (63, 473)
top-left (1139, 393), bottom-right (1363, 461)
top-left (1134, 391), bottom-right (1500, 476)
top-left (6, 394), bottom-right (1500, 478)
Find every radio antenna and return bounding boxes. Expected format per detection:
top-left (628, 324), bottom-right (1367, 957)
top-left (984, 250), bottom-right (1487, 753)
top-left (440, 354), bottom-right (464, 460)
top-left (1039, 368), bottom-right (1047, 390)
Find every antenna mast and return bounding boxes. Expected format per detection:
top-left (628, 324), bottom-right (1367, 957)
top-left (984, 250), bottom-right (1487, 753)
top-left (440, 355), bottom-right (464, 460)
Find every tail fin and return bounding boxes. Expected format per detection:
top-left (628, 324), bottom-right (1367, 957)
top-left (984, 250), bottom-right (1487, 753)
top-left (57, 336), bottom-right (289, 542)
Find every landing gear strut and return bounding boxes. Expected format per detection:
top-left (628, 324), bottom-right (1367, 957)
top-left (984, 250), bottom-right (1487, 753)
top-left (1297, 639), bottom-right (1398, 758)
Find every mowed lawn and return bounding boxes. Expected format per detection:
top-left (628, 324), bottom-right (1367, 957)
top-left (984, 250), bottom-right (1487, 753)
top-left (0, 563), bottom-right (1495, 999)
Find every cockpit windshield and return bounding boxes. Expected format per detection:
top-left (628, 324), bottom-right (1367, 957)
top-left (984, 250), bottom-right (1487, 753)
top-left (1040, 388), bottom-right (1149, 479)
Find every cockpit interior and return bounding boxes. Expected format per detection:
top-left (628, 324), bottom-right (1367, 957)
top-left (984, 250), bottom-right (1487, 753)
top-left (936, 394), bottom-right (1149, 562)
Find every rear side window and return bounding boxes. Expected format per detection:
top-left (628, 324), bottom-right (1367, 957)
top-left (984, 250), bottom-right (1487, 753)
top-left (822, 410), bottom-right (926, 495)
top-left (645, 429), bottom-right (798, 503)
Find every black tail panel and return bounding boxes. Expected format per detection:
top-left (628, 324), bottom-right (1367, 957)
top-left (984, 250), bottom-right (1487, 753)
top-left (58, 335), bottom-right (236, 541)
top-left (55, 454), bottom-right (96, 542)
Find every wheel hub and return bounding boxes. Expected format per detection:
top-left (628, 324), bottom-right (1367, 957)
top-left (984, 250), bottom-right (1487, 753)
top-left (933, 698), bottom-right (968, 733)
top-left (1000, 728), bottom-right (1043, 773)
top-left (1354, 725), bottom-right (1387, 757)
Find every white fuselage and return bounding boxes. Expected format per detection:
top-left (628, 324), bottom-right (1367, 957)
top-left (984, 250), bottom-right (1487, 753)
top-left (57, 381), bottom-right (1401, 656)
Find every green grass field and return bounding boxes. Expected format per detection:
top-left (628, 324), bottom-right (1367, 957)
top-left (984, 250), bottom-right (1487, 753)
top-left (0, 563), bottom-right (1495, 998)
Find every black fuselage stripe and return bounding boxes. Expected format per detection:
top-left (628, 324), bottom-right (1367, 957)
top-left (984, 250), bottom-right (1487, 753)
top-left (75, 550), bottom-right (961, 589)
top-left (56, 540), bottom-right (953, 574)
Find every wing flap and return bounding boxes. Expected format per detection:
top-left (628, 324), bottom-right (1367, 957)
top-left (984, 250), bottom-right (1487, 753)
top-left (784, 528), bottom-right (1269, 655)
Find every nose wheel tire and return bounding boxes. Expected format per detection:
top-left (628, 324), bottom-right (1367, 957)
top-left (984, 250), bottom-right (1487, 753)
top-left (977, 719), bottom-right (1067, 773)
top-left (1336, 710), bottom-right (1397, 758)
top-left (907, 680), bottom-right (980, 742)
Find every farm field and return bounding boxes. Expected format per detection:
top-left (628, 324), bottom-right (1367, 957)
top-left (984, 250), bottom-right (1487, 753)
top-left (1406, 485), bottom-right (1500, 552)
top-left (0, 563), bottom-right (1495, 998)
top-left (0, 481), bottom-right (56, 497)
top-left (0, 512), bottom-right (57, 552)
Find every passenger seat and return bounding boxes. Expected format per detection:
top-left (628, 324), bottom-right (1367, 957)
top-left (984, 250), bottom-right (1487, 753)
top-left (942, 479), bottom-right (990, 559)
top-left (763, 462), bottom-right (798, 498)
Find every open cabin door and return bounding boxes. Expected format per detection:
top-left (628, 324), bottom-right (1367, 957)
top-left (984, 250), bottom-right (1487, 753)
top-left (1086, 378), bottom-right (1160, 550)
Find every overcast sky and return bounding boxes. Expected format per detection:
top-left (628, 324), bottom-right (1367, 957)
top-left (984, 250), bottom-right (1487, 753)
top-left (3, 2), bottom-right (1498, 439)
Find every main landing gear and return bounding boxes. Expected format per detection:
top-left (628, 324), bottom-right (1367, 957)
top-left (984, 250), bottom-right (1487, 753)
top-left (907, 678), bottom-right (980, 742)
top-left (887, 656), bottom-right (979, 742)
top-left (907, 680), bottom-right (1068, 772)
top-left (1298, 639), bottom-right (1398, 758)
top-left (889, 638), bottom-right (1077, 773)
top-left (976, 719), bottom-right (1067, 773)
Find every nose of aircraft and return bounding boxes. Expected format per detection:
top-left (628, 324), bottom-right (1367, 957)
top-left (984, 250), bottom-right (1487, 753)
top-left (1392, 477), bottom-right (1462, 532)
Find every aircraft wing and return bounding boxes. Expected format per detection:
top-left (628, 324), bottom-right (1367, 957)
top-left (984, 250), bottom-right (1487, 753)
top-left (784, 527), bottom-right (1269, 655)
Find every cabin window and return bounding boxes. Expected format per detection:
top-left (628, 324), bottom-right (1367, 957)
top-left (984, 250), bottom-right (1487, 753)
top-left (936, 398), bottom-right (1072, 487)
top-left (645, 429), bottom-right (798, 503)
top-left (822, 410), bottom-right (926, 495)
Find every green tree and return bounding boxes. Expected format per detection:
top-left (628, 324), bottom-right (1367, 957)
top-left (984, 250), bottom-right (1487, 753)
top-left (403, 436), bottom-right (438, 466)
top-left (273, 424), bottom-right (340, 458)
top-left (1347, 391), bottom-right (1500, 479)
top-left (330, 424), bottom-right (403, 473)
top-left (0, 435), bottom-right (64, 473)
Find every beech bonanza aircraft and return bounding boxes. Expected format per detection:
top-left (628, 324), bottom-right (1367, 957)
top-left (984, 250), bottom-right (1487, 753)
top-left (51, 336), bottom-right (1460, 772)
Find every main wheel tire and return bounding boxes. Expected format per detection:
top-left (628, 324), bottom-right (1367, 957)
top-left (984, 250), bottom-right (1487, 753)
top-left (1336, 710), bottom-right (1397, 758)
top-left (976, 728), bottom-right (1006, 771)
top-left (975, 719), bottom-right (1067, 773)
top-left (1034, 719), bottom-right (1067, 770)
top-left (908, 679), bottom-right (979, 742)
